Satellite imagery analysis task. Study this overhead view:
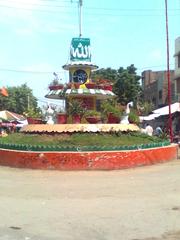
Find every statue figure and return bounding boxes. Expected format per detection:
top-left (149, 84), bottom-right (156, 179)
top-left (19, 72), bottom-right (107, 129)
top-left (46, 104), bottom-right (55, 124)
top-left (120, 101), bottom-right (133, 124)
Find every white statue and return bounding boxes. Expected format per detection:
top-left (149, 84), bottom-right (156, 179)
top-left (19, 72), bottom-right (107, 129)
top-left (120, 101), bottom-right (133, 124)
top-left (46, 104), bottom-right (55, 125)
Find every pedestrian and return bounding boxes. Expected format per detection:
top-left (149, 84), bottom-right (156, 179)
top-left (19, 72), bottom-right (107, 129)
top-left (145, 123), bottom-right (153, 136)
top-left (155, 125), bottom-right (163, 136)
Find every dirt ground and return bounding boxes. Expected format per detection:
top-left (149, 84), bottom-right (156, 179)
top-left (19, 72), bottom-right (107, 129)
top-left (0, 160), bottom-right (180, 240)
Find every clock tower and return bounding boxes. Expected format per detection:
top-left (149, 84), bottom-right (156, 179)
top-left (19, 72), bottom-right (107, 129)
top-left (62, 37), bottom-right (98, 88)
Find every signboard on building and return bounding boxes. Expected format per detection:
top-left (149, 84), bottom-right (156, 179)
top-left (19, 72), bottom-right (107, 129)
top-left (70, 38), bottom-right (91, 62)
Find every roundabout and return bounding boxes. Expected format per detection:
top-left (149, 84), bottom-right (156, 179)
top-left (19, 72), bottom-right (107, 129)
top-left (0, 124), bottom-right (178, 170)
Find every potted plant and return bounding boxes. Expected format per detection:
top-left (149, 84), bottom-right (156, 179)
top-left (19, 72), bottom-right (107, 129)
top-left (24, 107), bottom-right (43, 124)
top-left (84, 110), bottom-right (101, 124)
top-left (85, 82), bottom-right (97, 89)
top-left (95, 79), bottom-right (113, 91)
top-left (128, 109), bottom-right (140, 125)
top-left (101, 99), bottom-right (123, 123)
top-left (56, 109), bottom-right (67, 124)
top-left (48, 79), bottom-right (64, 91)
top-left (68, 99), bottom-right (84, 123)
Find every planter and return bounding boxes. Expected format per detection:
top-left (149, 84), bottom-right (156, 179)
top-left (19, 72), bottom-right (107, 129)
top-left (49, 85), bottom-right (64, 91)
top-left (85, 116), bottom-right (101, 124)
top-left (103, 85), bottom-right (113, 91)
top-left (72, 114), bottom-right (81, 124)
top-left (85, 83), bottom-right (96, 89)
top-left (27, 117), bottom-right (43, 124)
top-left (56, 113), bottom-right (67, 124)
top-left (98, 85), bottom-right (113, 91)
top-left (74, 83), bottom-right (81, 89)
top-left (107, 113), bottom-right (120, 123)
top-left (67, 83), bottom-right (81, 89)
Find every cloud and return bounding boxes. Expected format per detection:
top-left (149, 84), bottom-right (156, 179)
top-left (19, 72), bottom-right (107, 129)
top-left (0, 0), bottom-right (75, 35)
top-left (149, 49), bottom-right (163, 62)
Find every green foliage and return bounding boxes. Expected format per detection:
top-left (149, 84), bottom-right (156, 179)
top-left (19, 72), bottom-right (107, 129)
top-left (24, 107), bottom-right (42, 118)
top-left (0, 132), bottom-right (165, 147)
top-left (91, 65), bottom-right (142, 106)
top-left (68, 99), bottom-right (85, 116)
top-left (128, 109), bottom-right (140, 125)
top-left (0, 84), bottom-right (39, 115)
top-left (91, 67), bottom-right (117, 83)
top-left (101, 99), bottom-right (123, 118)
top-left (138, 101), bottom-right (154, 115)
top-left (113, 64), bottom-right (141, 105)
top-left (84, 110), bottom-right (101, 117)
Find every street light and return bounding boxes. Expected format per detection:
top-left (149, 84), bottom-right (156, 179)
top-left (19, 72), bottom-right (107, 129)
top-left (165, 0), bottom-right (173, 142)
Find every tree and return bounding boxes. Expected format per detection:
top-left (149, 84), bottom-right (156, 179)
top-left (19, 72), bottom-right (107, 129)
top-left (137, 101), bottom-right (154, 116)
top-left (92, 65), bottom-right (141, 106)
top-left (91, 67), bottom-right (117, 83)
top-left (0, 84), bottom-right (40, 115)
top-left (113, 65), bottom-right (141, 105)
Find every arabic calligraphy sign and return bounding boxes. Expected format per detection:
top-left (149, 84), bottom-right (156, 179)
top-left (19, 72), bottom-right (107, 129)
top-left (70, 38), bottom-right (91, 62)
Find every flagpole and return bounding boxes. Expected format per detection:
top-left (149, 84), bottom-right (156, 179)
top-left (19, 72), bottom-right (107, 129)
top-left (79, 0), bottom-right (83, 37)
top-left (165, 0), bottom-right (173, 142)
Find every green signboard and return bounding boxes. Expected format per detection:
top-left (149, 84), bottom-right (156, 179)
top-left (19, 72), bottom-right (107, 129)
top-left (70, 38), bottom-right (91, 62)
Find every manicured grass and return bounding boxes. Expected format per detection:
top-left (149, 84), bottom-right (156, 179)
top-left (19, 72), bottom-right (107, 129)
top-left (0, 132), bottom-right (166, 147)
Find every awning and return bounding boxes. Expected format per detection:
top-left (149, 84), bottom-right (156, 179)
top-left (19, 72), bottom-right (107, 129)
top-left (0, 110), bottom-right (26, 122)
top-left (139, 113), bottom-right (160, 122)
top-left (140, 102), bottom-right (180, 122)
top-left (45, 88), bottom-right (116, 100)
top-left (152, 102), bottom-right (180, 116)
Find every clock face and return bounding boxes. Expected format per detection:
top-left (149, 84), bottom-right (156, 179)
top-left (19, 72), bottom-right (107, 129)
top-left (73, 69), bottom-right (88, 84)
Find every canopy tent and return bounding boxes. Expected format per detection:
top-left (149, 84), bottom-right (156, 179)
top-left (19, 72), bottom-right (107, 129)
top-left (140, 102), bottom-right (180, 122)
top-left (45, 88), bottom-right (115, 100)
top-left (152, 102), bottom-right (180, 116)
top-left (0, 110), bottom-right (26, 122)
top-left (139, 113), bottom-right (160, 122)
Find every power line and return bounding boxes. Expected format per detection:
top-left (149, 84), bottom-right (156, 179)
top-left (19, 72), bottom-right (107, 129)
top-left (137, 63), bottom-right (174, 71)
top-left (0, 1), bottom-right (179, 17)
top-left (0, 0), bottom-right (179, 12)
top-left (0, 64), bottom-right (175, 74)
top-left (0, 68), bottom-right (65, 74)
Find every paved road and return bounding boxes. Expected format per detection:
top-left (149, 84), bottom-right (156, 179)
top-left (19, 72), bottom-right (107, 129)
top-left (0, 160), bottom-right (180, 240)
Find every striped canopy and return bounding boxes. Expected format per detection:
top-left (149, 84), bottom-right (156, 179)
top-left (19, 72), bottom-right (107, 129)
top-left (45, 88), bottom-right (116, 100)
top-left (62, 62), bottom-right (98, 70)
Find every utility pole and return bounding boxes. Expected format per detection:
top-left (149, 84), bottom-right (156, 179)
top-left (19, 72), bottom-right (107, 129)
top-left (79, 0), bottom-right (83, 37)
top-left (165, 0), bottom-right (173, 142)
top-left (71, 0), bottom-right (83, 37)
top-left (27, 94), bottom-right (30, 111)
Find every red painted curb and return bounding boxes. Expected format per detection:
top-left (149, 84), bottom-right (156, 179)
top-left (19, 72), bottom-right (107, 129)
top-left (0, 144), bottom-right (178, 170)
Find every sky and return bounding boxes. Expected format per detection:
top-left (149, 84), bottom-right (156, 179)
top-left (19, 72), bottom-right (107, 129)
top-left (0, 0), bottom-right (180, 107)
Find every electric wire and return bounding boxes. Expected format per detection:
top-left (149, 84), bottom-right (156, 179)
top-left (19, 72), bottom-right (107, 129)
top-left (0, 64), bottom-right (174, 74)
top-left (0, 1), bottom-right (179, 17)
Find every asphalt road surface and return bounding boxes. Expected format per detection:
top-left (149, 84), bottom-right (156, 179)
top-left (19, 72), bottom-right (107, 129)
top-left (0, 160), bottom-right (180, 240)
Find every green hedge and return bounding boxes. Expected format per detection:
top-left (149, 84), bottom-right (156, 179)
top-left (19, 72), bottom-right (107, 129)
top-left (0, 140), bottom-right (171, 152)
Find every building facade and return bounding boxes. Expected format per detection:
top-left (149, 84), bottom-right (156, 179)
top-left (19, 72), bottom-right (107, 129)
top-left (141, 70), bottom-right (175, 109)
top-left (174, 37), bottom-right (180, 99)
